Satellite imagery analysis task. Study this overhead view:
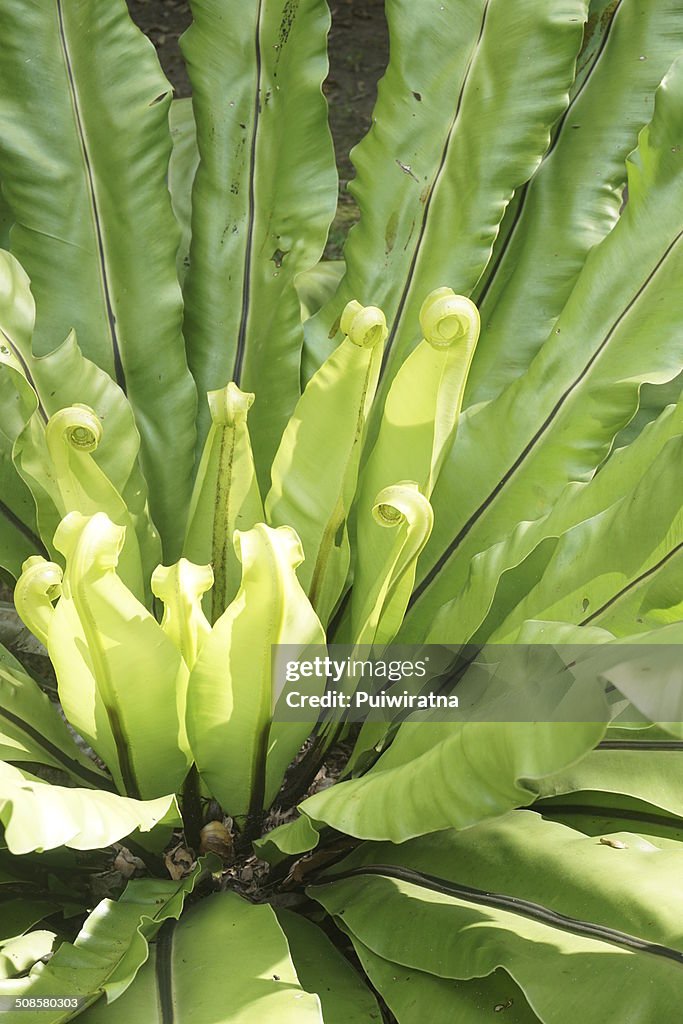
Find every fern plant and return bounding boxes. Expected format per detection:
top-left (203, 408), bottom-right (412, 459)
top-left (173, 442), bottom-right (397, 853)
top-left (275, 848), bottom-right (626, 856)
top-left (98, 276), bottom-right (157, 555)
top-left (1, 0), bottom-right (683, 1021)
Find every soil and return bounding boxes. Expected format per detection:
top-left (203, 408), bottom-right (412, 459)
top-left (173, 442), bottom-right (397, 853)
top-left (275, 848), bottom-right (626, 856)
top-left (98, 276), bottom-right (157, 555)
top-left (126, 0), bottom-right (389, 256)
top-left (127, 0), bottom-right (192, 97)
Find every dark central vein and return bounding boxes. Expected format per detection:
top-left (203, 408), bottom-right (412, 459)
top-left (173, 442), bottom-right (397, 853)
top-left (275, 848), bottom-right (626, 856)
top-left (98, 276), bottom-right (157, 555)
top-left (233, 0), bottom-right (264, 385)
top-left (378, 0), bottom-right (491, 379)
top-left (410, 227), bottom-right (683, 609)
top-left (598, 740), bottom-right (683, 751)
top-left (581, 540), bottom-right (683, 625)
top-left (0, 702), bottom-right (113, 789)
top-left (314, 863), bottom-right (683, 966)
top-left (55, 0), bottom-right (126, 393)
top-left (0, 496), bottom-right (47, 553)
top-left (475, 0), bottom-right (624, 309)
top-left (540, 802), bottom-right (683, 833)
top-left (0, 326), bottom-right (48, 423)
top-left (155, 920), bottom-right (176, 1024)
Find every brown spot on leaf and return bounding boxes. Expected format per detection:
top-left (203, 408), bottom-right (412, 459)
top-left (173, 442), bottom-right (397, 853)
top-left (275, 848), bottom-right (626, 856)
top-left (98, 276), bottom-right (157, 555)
top-left (385, 210), bottom-right (399, 254)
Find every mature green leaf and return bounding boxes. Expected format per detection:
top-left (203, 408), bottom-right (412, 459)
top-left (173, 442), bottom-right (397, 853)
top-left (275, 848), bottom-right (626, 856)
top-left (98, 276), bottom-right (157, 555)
top-left (276, 910), bottom-right (382, 1024)
top-left (0, 931), bottom-right (58, 981)
top-left (187, 524), bottom-right (325, 818)
top-left (588, 624), bottom-right (683, 734)
top-left (0, 189), bottom-right (11, 251)
top-left (467, 0), bottom-right (683, 404)
top-left (295, 708), bottom-right (605, 843)
top-left (297, 261), bottom-right (345, 323)
top-left (534, 733), bottom-right (683, 835)
top-left (181, 0), bottom-right (337, 483)
top-left (0, 0), bottom-right (197, 558)
top-left (406, 58), bottom-right (683, 642)
top-left (0, 254), bottom-right (47, 573)
top-left (353, 942), bottom-right (539, 1024)
top-left (429, 398), bottom-right (683, 644)
top-left (168, 98), bottom-right (199, 287)
top-left (254, 812), bottom-right (322, 865)
top-left (0, 643), bottom-right (109, 787)
top-left (0, 863), bottom-right (209, 1022)
top-left (311, 812), bottom-right (683, 1022)
top-left (77, 892), bottom-right (323, 1024)
top-left (537, 790), bottom-right (683, 844)
top-left (0, 437), bottom-right (42, 578)
top-left (466, 0), bottom-right (621, 306)
top-left (0, 250), bottom-right (161, 586)
top-left (614, 372), bottom-right (683, 450)
top-left (304, 0), bottom-right (587, 396)
top-left (0, 367), bottom-right (59, 584)
top-left (0, 761), bottom-right (178, 855)
top-left (0, 903), bottom-right (58, 947)
top-left (491, 435), bottom-right (683, 639)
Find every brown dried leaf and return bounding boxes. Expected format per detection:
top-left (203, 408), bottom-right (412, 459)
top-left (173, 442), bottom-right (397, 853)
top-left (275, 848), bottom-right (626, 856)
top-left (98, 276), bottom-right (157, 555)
top-left (113, 845), bottom-right (145, 879)
top-left (164, 842), bottom-right (197, 880)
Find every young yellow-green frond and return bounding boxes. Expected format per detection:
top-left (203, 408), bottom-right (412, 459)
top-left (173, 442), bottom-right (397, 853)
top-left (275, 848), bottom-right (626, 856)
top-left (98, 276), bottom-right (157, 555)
top-left (266, 300), bottom-right (388, 626)
top-left (184, 383), bottom-right (263, 623)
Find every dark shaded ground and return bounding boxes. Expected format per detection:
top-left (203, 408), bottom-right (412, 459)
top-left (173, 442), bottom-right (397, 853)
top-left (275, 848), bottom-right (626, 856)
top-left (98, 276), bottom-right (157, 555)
top-left (126, 0), bottom-right (389, 255)
top-left (127, 0), bottom-right (192, 97)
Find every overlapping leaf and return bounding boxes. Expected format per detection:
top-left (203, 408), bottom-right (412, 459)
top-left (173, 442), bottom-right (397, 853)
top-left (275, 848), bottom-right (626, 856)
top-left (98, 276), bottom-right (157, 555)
top-left (0, 251), bottom-right (160, 586)
top-left (406, 58), bottom-right (683, 642)
top-left (428, 397), bottom-right (683, 644)
top-left (77, 892), bottom-right (323, 1024)
top-left (181, 0), bottom-right (337, 482)
top-left (0, 862), bottom-right (209, 1022)
top-left (467, 0), bottom-right (683, 404)
top-left (186, 524), bottom-right (325, 818)
top-left (490, 434), bottom-right (683, 639)
top-left (16, 514), bottom-right (191, 799)
top-left (0, 642), bottom-right (108, 787)
top-left (311, 812), bottom-right (683, 1023)
top-left (0, 762), bottom-right (178, 856)
top-left (354, 943), bottom-right (538, 1024)
top-left (0, 0), bottom-right (197, 558)
top-left (305, 0), bottom-right (587, 403)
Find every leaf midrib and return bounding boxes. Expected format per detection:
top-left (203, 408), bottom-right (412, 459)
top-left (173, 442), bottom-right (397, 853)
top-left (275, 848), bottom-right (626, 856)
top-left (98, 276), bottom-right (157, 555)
top-left (0, 698), bottom-right (112, 790)
top-left (0, 326), bottom-right (48, 424)
top-left (0, 496), bottom-right (46, 553)
top-left (55, 0), bottom-right (126, 392)
top-left (475, 0), bottom-right (624, 309)
top-left (378, 0), bottom-right (491, 378)
top-left (581, 539), bottom-right (683, 625)
top-left (315, 863), bottom-right (683, 966)
top-left (155, 920), bottom-right (176, 1024)
top-left (541, 801), bottom-right (683, 834)
top-left (232, 0), bottom-right (265, 385)
top-left (411, 227), bottom-right (683, 608)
